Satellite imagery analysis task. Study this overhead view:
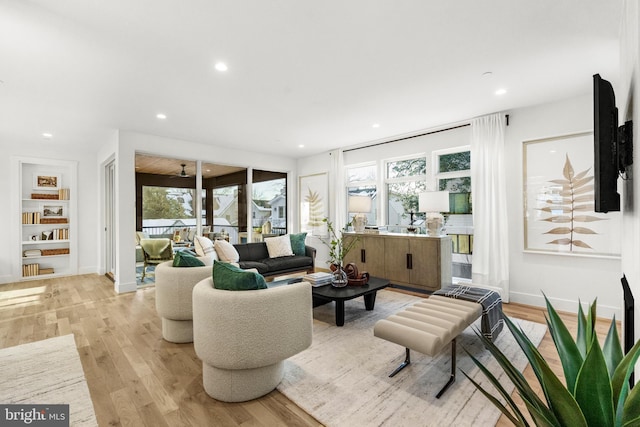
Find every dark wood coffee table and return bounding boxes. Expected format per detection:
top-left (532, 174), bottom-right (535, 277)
top-left (311, 276), bottom-right (390, 326)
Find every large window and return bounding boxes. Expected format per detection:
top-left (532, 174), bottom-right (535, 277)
top-left (141, 186), bottom-right (205, 236)
top-left (346, 164), bottom-right (377, 227)
top-left (251, 171), bottom-right (287, 236)
top-left (435, 149), bottom-right (471, 214)
top-left (385, 157), bottom-right (427, 228)
top-left (434, 147), bottom-right (472, 280)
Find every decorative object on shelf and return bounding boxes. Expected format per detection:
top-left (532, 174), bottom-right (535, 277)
top-left (348, 196), bottom-right (372, 233)
top-left (321, 218), bottom-right (358, 287)
top-left (419, 191), bottom-right (450, 236)
top-left (42, 205), bottom-right (63, 217)
top-left (32, 173), bottom-right (60, 190)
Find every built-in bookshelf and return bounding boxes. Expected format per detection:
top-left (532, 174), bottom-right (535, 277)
top-left (13, 157), bottom-right (78, 280)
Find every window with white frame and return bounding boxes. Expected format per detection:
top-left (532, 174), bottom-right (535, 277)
top-left (385, 156), bottom-right (427, 229)
top-left (346, 163), bottom-right (377, 227)
top-left (434, 146), bottom-right (472, 279)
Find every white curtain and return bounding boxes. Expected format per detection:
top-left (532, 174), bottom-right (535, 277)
top-left (470, 113), bottom-right (510, 301)
top-left (329, 149), bottom-right (346, 232)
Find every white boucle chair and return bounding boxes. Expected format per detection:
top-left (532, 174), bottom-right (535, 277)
top-left (154, 256), bottom-right (215, 343)
top-left (192, 277), bottom-right (313, 402)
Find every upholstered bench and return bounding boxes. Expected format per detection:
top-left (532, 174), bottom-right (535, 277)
top-left (373, 295), bottom-right (483, 398)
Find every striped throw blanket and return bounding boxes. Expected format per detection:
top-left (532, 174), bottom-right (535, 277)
top-left (433, 284), bottom-right (504, 341)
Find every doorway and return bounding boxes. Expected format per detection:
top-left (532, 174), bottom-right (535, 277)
top-left (104, 159), bottom-right (116, 281)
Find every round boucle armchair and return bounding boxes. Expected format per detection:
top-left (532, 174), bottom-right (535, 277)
top-left (192, 277), bottom-right (313, 402)
top-left (154, 257), bottom-right (214, 343)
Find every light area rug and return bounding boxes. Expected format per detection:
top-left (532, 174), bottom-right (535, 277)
top-left (0, 334), bottom-right (98, 426)
top-left (278, 289), bottom-right (547, 427)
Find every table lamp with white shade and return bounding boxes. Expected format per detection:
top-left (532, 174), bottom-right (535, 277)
top-left (418, 191), bottom-right (450, 236)
top-left (348, 195), bottom-right (372, 233)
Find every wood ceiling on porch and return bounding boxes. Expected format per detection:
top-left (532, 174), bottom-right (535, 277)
top-left (135, 154), bottom-right (245, 179)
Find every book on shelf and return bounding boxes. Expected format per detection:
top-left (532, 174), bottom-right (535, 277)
top-left (39, 268), bottom-right (55, 275)
top-left (31, 193), bottom-right (59, 200)
top-left (58, 188), bottom-right (70, 200)
top-left (22, 263), bottom-right (40, 277)
top-left (40, 217), bottom-right (68, 224)
top-left (22, 211), bottom-right (41, 224)
top-left (23, 249), bottom-right (42, 257)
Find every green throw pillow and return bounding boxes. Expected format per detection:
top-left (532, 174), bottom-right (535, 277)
top-left (172, 250), bottom-right (205, 267)
top-left (289, 232), bottom-right (307, 256)
top-left (212, 260), bottom-right (267, 291)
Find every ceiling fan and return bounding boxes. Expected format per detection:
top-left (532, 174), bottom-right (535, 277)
top-left (178, 163), bottom-right (189, 178)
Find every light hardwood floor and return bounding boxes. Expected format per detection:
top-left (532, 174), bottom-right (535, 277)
top-left (0, 275), bottom-right (615, 426)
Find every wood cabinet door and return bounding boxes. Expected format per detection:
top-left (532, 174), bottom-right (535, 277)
top-left (361, 236), bottom-right (386, 278)
top-left (343, 235), bottom-right (363, 267)
top-left (409, 239), bottom-right (440, 290)
top-left (384, 238), bottom-right (410, 283)
top-left (343, 235), bottom-right (386, 278)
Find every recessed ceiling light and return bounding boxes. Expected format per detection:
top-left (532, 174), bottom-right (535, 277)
top-left (298, 144), bottom-right (305, 148)
top-left (156, 113), bottom-right (167, 120)
top-left (482, 71), bottom-right (493, 78)
top-left (42, 132), bottom-right (53, 139)
top-left (372, 123), bottom-right (380, 128)
top-left (214, 62), bottom-right (228, 72)
top-left (495, 88), bottom-right (507, 96)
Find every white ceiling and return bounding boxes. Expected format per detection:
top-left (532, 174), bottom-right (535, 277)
top-left (0, 0), bottom-right (622, 158)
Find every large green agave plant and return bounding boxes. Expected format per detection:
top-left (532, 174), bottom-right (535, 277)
top-left (463, 296), bottom-right (640, 427)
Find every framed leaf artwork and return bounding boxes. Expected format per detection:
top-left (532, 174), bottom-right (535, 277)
top-left (523, 131), bottom-right (621, 258)
top-left (299, 172), bottom-right (329, 237)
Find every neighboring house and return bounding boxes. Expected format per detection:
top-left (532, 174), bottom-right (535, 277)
top-left (252, 200), bottom-right (271, 228)
top-left (269, 194), bottom-right (286, 229)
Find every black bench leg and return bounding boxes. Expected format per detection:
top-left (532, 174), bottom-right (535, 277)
top-left (388, 348), bottom-right (411, 377)
top-left (435, 339), bottom-right (456, 399)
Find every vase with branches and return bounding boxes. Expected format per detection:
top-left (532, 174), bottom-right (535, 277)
top-left (321, 218), bottom-right (358, 287)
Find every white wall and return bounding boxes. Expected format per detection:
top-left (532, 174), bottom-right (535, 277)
top-left (620, 0), bottom-right (640, 344)
top-left (0, 142), bottom-right (99, 283)
top-left (505, 95), bottom-right (622, 318)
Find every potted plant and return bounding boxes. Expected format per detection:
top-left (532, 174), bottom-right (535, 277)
top-left (464, 295), bottom-right (640, 426)
top-left (321, 218), bottom-right (358, 287)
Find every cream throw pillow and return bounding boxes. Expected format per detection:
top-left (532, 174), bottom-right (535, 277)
top-left (194, 235), bottom-right (215, 257)
top-left (214, 239), bottom-right (240, 263)
top-left (264, 235), bottom-right (294, 258)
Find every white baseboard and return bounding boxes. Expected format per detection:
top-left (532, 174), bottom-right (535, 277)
top-left (0, 274), bottom-right (15, 285)
top-left (509, 291), bottom-right (621, 320)
top-left (78, 266), bottom-right (97, 275)
top-left (114, 280), bottom-right (137, 293)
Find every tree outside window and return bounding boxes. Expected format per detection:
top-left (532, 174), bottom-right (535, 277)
top-left (385, 157), bottom-right (427, 227)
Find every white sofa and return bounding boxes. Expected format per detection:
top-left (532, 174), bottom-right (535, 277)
top-left (154, 256), bottom-right (215, 343)
top-left (192, 277), bottom-right (312, 402)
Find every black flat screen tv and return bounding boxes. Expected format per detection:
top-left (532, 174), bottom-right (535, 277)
top-left (593, 74), bottom-right (620, 213)
top-left (593, 74), bottom-right (633, 213)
